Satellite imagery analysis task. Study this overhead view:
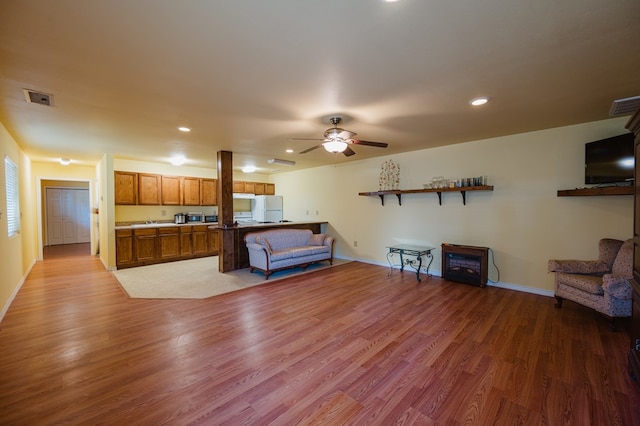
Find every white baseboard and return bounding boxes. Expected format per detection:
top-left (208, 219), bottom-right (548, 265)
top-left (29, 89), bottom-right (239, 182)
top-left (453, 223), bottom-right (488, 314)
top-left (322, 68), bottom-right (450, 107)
top-left (0, 258), bottom-right (36, 323)
top-left (341, 256), bottom-right (554, 298)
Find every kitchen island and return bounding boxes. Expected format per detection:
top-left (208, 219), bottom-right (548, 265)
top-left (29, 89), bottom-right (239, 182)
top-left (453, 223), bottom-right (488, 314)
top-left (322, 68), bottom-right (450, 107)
top-left (211, 221), bottom-right (328, 272)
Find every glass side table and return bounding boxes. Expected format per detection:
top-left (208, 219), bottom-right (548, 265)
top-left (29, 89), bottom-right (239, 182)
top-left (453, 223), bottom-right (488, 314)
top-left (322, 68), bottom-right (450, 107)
top-left (386, 244), bottom-right (435, 282)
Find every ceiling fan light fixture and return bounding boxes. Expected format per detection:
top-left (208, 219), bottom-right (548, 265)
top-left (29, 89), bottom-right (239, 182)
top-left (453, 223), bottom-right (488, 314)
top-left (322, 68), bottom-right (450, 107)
top-left (323, 140), bottom-right (348, 153)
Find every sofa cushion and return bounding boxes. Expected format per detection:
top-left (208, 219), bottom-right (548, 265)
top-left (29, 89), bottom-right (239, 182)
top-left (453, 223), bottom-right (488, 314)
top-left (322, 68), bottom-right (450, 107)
top-left (261, 229), bottom-right (313, 251)
top-left (556, 273), bottom-right (604, 295)
top-left (308, 233), bottom-right (325, 246)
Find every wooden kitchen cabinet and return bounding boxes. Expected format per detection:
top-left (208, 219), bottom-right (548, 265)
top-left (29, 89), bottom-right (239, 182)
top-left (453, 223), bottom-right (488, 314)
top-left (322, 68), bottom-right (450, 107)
top-left (254, 182), bottom-right (265, 195)
top-left (243, 181), bottom-right (255, 194)
top-left (265, 183), bottom-right (275, 195)
top-left (115, 229), bottom-right (134, 267)
top-left (138, 173), bottom-right (162, 205)
top-left (114, 171), bottom-right (138, 205)
top-left (157, 227), bottom-right (180, 259)
top-left (233, 181), bottom-right (245, 193)
top-left (183, 177), bottom-right (201, 205)
top-left (207, 229), bottom-right (219, 255)
top-left (161, 175), bottom-right (181, 205)
top-left (134, 228), bottom-right (157, 262)
top-left (180, 226), bottom-right (193, 256)
top-left (200, 178), bottom-right (217, 206)
top-left (192, 225), bottom-right (208, 256)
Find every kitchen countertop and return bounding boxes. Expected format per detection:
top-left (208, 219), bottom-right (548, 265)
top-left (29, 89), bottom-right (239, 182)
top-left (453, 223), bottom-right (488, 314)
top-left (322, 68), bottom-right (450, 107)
top-left (115, 222), bottom-right (217, 230)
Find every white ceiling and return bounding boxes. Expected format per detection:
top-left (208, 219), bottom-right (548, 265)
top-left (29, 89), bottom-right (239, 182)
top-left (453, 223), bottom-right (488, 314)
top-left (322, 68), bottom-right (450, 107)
top-left (1, 0), bottom-right (639, 173)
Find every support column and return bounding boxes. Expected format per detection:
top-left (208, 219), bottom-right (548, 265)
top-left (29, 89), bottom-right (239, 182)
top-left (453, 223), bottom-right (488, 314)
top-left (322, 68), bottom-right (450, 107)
top-left (217, 151), bottom-right (235, 272)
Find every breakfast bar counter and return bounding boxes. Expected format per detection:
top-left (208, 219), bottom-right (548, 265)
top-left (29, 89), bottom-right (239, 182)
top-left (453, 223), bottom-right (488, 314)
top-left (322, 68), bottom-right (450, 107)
top-left (212, 221), bottom-right (328, 272)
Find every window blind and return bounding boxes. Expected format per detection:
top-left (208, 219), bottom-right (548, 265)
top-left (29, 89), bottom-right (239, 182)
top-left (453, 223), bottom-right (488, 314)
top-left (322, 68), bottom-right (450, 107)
top-left (5, 155), bottom-right (20, 237)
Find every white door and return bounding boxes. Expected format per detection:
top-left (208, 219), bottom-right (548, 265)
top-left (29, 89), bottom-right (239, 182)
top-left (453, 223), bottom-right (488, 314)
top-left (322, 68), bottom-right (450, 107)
top-left (46, 188), bottom-right (90, 245)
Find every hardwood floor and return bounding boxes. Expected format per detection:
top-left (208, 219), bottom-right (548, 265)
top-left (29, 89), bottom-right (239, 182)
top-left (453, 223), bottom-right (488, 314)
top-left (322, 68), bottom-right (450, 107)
top-left (1, 254), bottom-right (639, 425)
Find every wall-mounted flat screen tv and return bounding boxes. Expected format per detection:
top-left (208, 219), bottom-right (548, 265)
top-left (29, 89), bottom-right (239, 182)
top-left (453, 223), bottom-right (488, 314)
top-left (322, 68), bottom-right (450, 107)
top-left (585, 132), bottom-right (634, 185)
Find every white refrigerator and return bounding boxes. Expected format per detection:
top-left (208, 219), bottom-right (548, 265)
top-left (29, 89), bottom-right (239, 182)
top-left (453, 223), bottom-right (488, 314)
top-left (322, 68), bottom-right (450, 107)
top-left (251, 195), bottom-right (283, 223)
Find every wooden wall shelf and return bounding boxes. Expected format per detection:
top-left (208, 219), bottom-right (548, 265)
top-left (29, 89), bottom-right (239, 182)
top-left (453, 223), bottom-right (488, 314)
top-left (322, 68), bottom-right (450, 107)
top-left (557, 186), bottom-right (633, 197)
top-left (359, 185), bottom-right (494, 206)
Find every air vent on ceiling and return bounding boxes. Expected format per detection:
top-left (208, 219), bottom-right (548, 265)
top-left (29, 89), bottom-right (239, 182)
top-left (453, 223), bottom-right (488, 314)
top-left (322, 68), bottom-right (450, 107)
top-left (23, 89), bottom-right (53, 106)
top-left (609, 96), bottom-right (640, 117)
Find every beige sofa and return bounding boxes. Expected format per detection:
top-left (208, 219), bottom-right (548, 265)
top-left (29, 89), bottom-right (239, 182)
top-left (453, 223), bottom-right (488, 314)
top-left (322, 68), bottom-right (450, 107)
top-left (244, 228), bottom-right (335, 279)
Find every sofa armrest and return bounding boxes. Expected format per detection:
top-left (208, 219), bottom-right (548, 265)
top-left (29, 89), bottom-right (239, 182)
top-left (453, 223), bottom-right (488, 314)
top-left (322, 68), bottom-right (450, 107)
top-left (547, 259), bottom-right (609, 275)
top-left (247, 242), bottom-right (270, 255)
top-left (603, 274), bottom-right (632, 299)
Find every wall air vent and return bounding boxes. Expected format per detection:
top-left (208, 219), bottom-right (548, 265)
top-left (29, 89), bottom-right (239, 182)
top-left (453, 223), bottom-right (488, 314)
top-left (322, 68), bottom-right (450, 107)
top-left (609, 96), bottom-right (640, 117)
top-left (23, 89), bottom-right (53, 106)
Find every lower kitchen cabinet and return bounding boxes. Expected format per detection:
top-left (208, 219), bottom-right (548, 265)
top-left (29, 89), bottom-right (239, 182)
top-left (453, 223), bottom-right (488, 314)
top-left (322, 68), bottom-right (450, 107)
top-left (115, 230), bottom-right (134, 267)
top-left (158, 227), bottom-right (181, 259)
top-left (207, 229), bottom-right (219, 255)
top-left (115, 224), bottom-right (218, 269)
top-left (192, 225), bottom-right (209, 256)
top-left (134, 228), bottom-right (157, 262)
top-left (180, 227), bottom-right (193, 256)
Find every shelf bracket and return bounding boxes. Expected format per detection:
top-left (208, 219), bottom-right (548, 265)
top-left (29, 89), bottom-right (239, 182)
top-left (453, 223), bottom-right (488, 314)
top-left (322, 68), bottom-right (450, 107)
top-left (436, 192), bottom-right (442, 205)
top-left (378, 194), bottom-right (385, 206)
top-left (460, 190), bottom-right (467, 205)
top-left (396, 193), bottom-right (402, 206)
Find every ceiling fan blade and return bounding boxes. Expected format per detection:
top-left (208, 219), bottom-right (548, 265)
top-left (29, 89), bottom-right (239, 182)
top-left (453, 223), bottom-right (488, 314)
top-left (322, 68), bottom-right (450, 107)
top-left (337, 129), bottom-right (356, 139)
top-left (351, 139), bottom-right (388, 148)
top-left (288, 137), bottom-right (324, 141)
top-left (299, 145), bottom-right (321, 154)
top-left (343, 146), bottom-right (356, 157)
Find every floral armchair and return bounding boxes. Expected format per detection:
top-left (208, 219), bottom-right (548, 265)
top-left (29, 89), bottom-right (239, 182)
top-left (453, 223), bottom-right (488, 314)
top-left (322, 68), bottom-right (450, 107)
top-left (547, 238), bottom-right (633, 327)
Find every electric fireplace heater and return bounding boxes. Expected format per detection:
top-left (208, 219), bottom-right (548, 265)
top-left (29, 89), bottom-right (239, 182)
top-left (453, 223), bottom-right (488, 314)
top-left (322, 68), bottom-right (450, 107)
top-left (441, 244), bottom-right (489, 287)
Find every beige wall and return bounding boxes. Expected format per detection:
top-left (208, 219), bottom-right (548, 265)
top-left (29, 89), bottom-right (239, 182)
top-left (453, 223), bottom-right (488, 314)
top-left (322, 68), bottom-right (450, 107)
top-left (272, 117), bottom-right (633, 295)
top-left (0, 116), bottom-right (633, 317)
top-left (0, 122), bottom-right (36, 319)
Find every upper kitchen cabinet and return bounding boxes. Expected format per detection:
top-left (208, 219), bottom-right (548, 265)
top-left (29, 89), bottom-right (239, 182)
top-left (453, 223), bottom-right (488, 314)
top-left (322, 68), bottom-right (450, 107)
top-left (233, 181), bottom-right (275, 195)
top-left (114, 171), bottom-right (138, 205)
top-left (138, 173), bottom-right (162, 205)
top-left (265, 183), bottom-right (275, 195)
top-left (161, 175), bottom-right (181, 205)
top-left (183, 177), bottom-right (201, 205)
top-left (200, 178), bottom-right (217, 206)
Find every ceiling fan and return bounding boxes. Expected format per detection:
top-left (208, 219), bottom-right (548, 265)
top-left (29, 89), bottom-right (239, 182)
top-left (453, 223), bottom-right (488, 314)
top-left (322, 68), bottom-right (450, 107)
top-left (289, 116), bottom-right (388, 157)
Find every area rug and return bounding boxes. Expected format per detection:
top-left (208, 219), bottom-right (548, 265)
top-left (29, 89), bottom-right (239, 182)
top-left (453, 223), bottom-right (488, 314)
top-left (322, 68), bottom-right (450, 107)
top-left (112, 257), bottom-right (350, 299)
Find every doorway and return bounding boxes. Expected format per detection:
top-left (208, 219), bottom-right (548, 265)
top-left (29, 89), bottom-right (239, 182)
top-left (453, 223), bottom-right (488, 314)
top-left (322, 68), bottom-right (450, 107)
top-left (45, 188), bottom-right (90, 246)
top-left (39, 178), bottom-right (94, 260)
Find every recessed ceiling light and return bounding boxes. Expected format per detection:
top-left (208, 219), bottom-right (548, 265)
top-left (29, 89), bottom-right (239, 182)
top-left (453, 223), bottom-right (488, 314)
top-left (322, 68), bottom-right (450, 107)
top-left (242, 165), bottom-right (257, 173)
top-left (285, 149), bottom-right (294, 153)
top-left (469, 97), bottom-right (490, 106)
top-left (177, 126), bottom-right (191, 132)
top-left (170, 155), bottom-right (186, 166)
top-left (59, 158), bottom-right (71, 166)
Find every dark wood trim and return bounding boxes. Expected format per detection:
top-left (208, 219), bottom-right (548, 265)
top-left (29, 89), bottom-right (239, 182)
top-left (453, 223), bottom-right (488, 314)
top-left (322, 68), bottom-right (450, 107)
top-left (557, 186), bottom-right (633, 196)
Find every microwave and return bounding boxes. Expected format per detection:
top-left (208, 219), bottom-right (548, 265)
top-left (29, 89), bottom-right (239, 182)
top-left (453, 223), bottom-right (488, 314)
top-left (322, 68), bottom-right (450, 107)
top-left (186, 212), bottom-right (204, 223)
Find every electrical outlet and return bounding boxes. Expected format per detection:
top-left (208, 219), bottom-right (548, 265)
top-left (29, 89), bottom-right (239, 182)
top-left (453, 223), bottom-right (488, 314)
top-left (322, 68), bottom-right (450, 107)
top-left (161, 210), bottom-right (166, 216)
top-left (315, 210), bottom-right (319, 215)
top-left (306, 210), bottom-right (309, 215)
top-left (354, 241), bottom-right (358, 247)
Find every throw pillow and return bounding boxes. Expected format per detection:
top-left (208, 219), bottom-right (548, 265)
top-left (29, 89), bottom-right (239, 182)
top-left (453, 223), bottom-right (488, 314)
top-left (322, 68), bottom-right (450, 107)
top-left (308, 233), bottom-right (325, 246)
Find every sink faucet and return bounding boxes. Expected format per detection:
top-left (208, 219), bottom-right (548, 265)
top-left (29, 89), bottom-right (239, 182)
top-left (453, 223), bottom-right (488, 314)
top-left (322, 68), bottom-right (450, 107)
top-left (145, 217), bottom-right (156, 224)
